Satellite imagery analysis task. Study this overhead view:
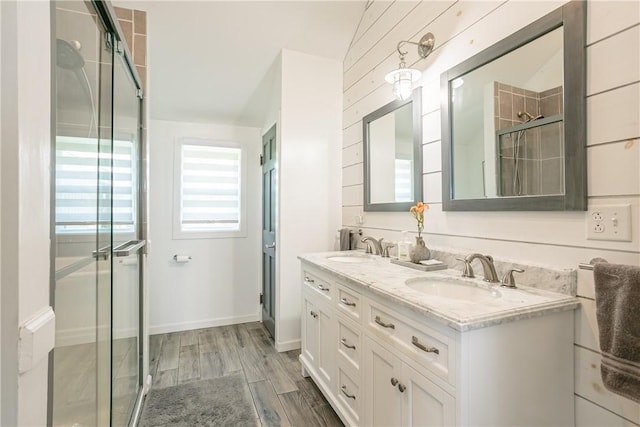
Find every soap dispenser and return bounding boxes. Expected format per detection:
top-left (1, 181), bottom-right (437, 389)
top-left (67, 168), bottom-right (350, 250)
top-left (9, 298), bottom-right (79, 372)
top-left (397, 231), bottom-right (412, 261)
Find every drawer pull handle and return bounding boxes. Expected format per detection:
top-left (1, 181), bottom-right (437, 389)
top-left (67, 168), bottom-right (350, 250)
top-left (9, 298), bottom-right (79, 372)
top-left (341, 385), bottom-right (356, 400)
top-left (317, 284), bottom-right (330, 292)
top-left (304, 276), bottom-right (315, 283)
top-left (390, 377), bottom-right (399, 386)
top-left (340, 297), bottom-right (356, 307)
top-left (398, 383), bottom-right (406, 393)
top-left (310, 311), bottom-right (318, 319)
top-left (375, 315), bottom-right (395, 329)
top-left (411, 336), bottom-right (439, 354)
top-left (340, 338), bottom-right (356, 350)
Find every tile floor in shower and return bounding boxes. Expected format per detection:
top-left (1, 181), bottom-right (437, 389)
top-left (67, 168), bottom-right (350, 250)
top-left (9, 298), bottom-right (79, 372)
top-left (145, 322), bottom-right (343, 427)
top-left (52, 336), bottom-right (138, 426)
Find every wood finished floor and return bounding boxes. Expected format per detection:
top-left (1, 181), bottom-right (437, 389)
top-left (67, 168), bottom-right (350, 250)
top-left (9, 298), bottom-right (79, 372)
top-left (148, 322), bottom-right (343, 427)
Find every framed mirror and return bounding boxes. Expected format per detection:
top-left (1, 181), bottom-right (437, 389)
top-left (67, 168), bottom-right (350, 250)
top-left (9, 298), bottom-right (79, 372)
top-left (441, 1), bottom-right (586, 211)
top-left (363, 89), bottom-right (422, 211)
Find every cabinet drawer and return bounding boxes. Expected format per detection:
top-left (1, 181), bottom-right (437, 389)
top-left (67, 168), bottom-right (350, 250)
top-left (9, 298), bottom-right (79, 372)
top-left (337, 365), bottom-right (361, 424)
top-left (366, 300), bottom-right (452, 384)
top-left (336, 284), bottom-right (361, 321)
top-left (302, 270), bottom-right (333, 302)
top-left (337, 316), bottom-right (361, 372)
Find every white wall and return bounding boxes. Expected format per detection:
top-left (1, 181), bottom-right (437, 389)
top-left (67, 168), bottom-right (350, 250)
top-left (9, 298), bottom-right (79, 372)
top-left (1, 1), bottom-right (52, 425)
top-left (342, 0), bottom-right (640, 424)
top-left (277, 49), bottom-right (343, 350)
top-left (148, 120), bottom-right (262, 334)
top-left (254, 53), bottom-right (282, 135)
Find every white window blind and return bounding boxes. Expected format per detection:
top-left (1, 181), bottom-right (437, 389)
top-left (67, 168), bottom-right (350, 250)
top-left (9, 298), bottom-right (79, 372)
top-left (179, 143), bottom-right (242, 232)
top-left (395, 158), bottom-right (413, 202)
top-left (55, 136), bottom-right (135, 234)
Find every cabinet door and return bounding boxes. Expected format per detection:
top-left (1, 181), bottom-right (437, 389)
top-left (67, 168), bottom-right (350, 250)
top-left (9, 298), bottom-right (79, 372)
top-left (302, 296), bottom-right (318, 366)
top-left (402, 363), bottom-right (455, 427)
top-left (364, 337), bottom-right (403, 427)
top-left (317, 306), bottom-right (336, 387)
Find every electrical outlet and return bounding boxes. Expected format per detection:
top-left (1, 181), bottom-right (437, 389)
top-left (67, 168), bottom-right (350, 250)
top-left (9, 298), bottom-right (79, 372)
top-left (587, 204), bottom-right (632, 241)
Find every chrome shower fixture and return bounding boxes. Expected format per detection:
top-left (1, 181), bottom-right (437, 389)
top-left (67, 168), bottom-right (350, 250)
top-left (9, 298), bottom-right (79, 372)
top-left (385, 32), bottom-right (436, 101)
top-left (56, 39), bottom-right (84, 70)
top-left (517, 111), bottom-right (544, 122)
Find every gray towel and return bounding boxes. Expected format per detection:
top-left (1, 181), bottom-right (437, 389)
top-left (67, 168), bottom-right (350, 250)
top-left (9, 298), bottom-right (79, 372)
top-left (594, 262), bottom-right (640, 403)
top-left (339, 228), bottom-right (351, 251)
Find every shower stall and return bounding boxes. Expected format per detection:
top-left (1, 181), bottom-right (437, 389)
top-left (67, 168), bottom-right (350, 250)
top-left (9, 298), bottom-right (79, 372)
top-left (51, 1), bottom-right (146, 425)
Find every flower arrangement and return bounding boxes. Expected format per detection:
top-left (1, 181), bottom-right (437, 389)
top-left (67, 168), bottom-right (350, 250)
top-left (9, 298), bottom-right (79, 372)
top-left (409, 201), bottom-right (429, 238)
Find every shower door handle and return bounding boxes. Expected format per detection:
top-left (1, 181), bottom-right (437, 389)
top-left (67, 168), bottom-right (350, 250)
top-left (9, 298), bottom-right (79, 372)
top-left (92, 245), bottom-right (111, 260)
top-left (113, 240), bottom-right (146, 257)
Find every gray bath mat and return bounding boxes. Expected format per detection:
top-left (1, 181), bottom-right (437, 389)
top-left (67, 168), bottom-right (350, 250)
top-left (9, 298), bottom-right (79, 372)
top-left (139, 373), bottom-right (260, 427)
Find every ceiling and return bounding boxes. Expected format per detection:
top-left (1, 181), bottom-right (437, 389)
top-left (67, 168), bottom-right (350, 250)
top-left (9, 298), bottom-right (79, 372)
top-left (115, 1), bottom-right (366, 127)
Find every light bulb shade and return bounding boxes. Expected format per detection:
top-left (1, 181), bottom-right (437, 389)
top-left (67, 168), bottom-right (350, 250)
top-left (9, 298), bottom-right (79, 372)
top-left (385, 68), bottom-right (421, 100)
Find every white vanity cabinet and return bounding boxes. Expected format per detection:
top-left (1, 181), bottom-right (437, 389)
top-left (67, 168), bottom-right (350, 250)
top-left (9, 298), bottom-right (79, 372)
top-left (299, 260), bottom-right (576, 427)
top-left (364, 337), bottom-right (455, 427)
top-left (301, 270), bottom-right (336, 391)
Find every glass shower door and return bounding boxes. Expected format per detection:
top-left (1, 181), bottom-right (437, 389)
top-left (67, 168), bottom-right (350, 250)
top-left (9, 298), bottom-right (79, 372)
top-left (52, 2), bottom-right (112, 426)
top-left (110, 47), bottom-right (143, 426)
top-left (52, 2), bottom-right (144, 426)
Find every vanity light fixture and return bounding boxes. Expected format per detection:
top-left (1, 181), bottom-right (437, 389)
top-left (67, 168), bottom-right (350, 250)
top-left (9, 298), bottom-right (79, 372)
top-left (384, 32), bottom-right (435, 100)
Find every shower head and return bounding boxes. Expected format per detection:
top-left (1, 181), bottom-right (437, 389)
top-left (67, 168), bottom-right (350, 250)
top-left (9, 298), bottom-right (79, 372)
top-left (56, 39), bottom-right (85, 70)
top-left (56, 38), bottom-right (97, 138)
top-left (517, 111), bottom-right (544, 122)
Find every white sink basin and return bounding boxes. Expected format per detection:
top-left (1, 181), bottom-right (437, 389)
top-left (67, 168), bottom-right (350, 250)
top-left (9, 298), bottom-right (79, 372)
top-left (326, 253), bottom-right (374, 263)
top-left (405, 276), bottom-right (502, 301)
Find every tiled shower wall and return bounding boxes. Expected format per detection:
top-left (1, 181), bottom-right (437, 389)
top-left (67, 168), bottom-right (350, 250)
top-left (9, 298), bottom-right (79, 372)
top-left (495, 82), bottom-right (564, 196)
top-left (54, 4), bottom-right (147, 138)
top-left (494, 82), bottom-right (563, 128)
top-left (113, 6), bottom-right (147, 91)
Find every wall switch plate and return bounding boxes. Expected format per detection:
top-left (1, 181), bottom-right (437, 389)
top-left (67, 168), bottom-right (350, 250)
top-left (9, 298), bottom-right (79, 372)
top-left (587, 204), bottom-right (632, 241)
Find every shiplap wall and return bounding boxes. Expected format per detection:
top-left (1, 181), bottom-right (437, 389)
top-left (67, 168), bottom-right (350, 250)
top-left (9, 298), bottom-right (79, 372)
top-left (341, 1), bottom-right (640, 425)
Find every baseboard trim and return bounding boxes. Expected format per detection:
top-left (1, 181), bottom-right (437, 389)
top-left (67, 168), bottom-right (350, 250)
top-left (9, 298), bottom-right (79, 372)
top-left (56, 325), bottom-right (136, 347)
top-left (56, 314), bottom-right (262, 346)
top-left (149, 313), bottom-right (260, 335)
top-left (275, 338), bottom-right (301, 352)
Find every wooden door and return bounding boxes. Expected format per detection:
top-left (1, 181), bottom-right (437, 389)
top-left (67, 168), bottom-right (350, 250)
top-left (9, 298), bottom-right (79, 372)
top-left (262, 124), bottom-right (277, 337)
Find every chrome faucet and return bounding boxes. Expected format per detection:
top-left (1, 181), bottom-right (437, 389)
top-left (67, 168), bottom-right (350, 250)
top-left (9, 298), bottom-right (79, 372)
top-left (501, 268), bottom-right (525, 288)
top-left (464, 253), bottom-right (499, 283)
top-left (361, 236), bottom-right (383, 255)
top-left (381, 242), bottom-right (396, 258)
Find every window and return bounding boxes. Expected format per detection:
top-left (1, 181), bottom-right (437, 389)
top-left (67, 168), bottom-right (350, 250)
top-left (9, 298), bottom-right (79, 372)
top-left (55, 136), bottom-right (136, 234)
top-left (174, 139), bottom-right (246, 239)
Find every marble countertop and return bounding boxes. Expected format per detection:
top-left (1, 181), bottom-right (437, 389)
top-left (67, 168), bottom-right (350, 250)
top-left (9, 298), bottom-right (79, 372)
top-left (299, 251), bottom-right (579, 332)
